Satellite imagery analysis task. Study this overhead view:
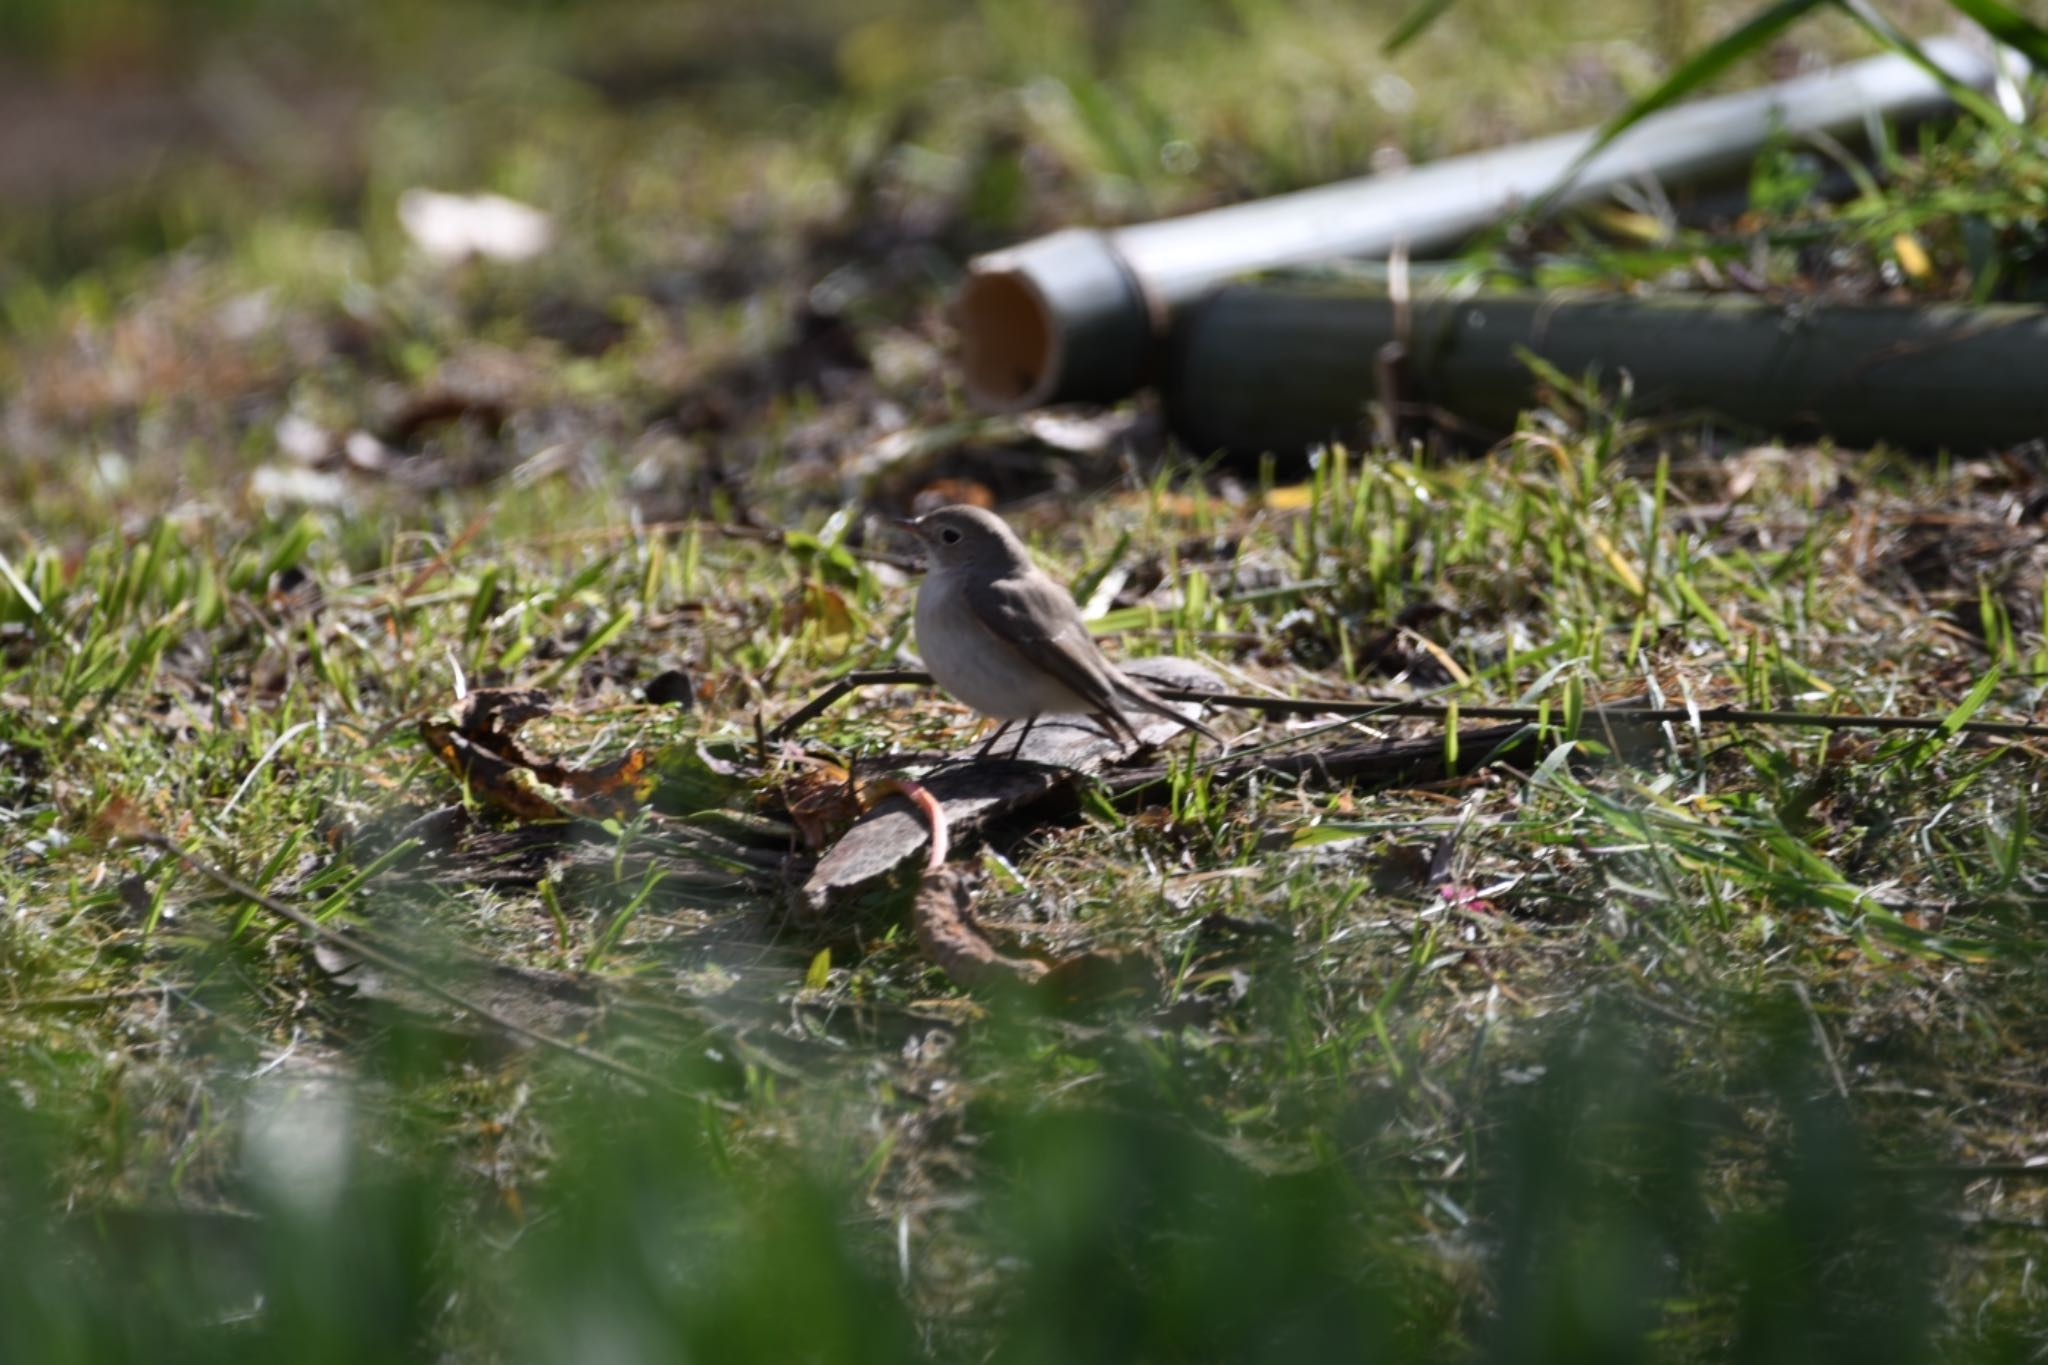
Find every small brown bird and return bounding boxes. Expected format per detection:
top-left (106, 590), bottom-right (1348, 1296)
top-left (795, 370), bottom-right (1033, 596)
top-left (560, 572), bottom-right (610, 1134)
top-left (896, 504), bottom-right (1221, 755)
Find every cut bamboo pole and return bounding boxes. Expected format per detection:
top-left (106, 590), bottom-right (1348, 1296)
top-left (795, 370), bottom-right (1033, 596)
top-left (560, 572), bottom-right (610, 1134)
top-left (956, 36), bottom-right (2001, 411)
top-left (1163, 284), bottom-right (2048, 455)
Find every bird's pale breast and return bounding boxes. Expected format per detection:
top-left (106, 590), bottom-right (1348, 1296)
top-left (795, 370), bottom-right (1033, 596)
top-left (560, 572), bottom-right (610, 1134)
top-left (915, 569), bottom-right (1096, 720)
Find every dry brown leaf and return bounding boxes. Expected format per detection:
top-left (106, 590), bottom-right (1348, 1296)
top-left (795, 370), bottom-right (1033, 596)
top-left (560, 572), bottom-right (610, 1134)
top-left (419, 688), bottom-right (654, 821)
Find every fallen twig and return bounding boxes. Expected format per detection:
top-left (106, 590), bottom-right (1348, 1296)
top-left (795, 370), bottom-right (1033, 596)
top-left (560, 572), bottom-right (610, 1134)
top-left (12, 985), bottom-right (190, 1010)
top-left (1107, 717), bottom-right (1546, 801)
top-left (911, 869), bottom-right (1050, 989)
top-left (767, 669), bottom-right (931, 742)
top-left (1146, 686), bottom-right (2048, 740)
top-left (770, 671), bottom-right (2048, 745)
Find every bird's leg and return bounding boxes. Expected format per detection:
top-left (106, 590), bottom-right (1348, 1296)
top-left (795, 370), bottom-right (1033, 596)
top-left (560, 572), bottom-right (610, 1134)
top-left (1006, 714), bottom-right (1039, 759)
top-left (974, 719), bottom-right (1014, 760)
top-left (1092, 709), bottom-right (1141, 749)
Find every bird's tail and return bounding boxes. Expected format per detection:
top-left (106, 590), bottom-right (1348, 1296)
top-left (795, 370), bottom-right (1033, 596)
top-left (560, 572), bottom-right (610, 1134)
top-left (1112, 671), bottom-right (1224, 744)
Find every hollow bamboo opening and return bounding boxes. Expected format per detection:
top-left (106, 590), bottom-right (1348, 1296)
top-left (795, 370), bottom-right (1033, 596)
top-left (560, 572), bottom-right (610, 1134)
top-left (956, 267), bottom-right (1057, 411)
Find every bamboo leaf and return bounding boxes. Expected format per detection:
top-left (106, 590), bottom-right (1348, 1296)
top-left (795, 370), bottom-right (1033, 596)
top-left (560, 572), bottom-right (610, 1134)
top-left (1938, 662), bottom-right (2002, 740)
top-left (1513, 655), bottom-right (1589, 707)
top-left (1941, 0), bottom-right (2048, 69)
top-left (1833, 0), bottom-right (2017, 133)
top-left (1073, 529), bottom-right (1130, 614)
top-left (538, 604), bottom-right (637, 686)
top-left (1382, 0), bottom-right (1458, 55)
top-left (1530, 739), bottom-right (1581, 791)
top-left (309, 839), bottom-right (423, 923)
top-left (1551, 0), bottom-right (1828, 199)
top-left (1290, 824), bottom-right (1371, 849)
top-left (588, 865), bottom-right (667, 970)
top-left (257, 512), bottom-right (323, 587)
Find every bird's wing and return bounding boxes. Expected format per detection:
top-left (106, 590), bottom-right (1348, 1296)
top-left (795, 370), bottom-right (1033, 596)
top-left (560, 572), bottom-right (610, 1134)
top-left (961, 571), bottom-right (1123, 712)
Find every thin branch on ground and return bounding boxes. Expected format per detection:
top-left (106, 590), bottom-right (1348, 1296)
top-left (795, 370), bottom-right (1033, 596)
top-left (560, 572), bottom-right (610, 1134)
top-left (768, 671), bottom-right (2048, 745)
top-left (766, 668), bottom-right (932, 741)
top-left (1145, 686), bottom-right (2048, 740)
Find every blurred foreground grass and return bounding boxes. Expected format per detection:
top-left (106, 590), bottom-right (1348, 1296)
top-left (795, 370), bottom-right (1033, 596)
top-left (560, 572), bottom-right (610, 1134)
top-left (5, 0), bottom-right (2048, 1360)
top-left (2, 1000), bottom-right (1954, 1363)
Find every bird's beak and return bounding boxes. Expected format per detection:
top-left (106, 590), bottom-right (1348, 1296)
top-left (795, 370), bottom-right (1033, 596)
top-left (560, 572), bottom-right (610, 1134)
top-left (891, 517), bottom-right (928, 569)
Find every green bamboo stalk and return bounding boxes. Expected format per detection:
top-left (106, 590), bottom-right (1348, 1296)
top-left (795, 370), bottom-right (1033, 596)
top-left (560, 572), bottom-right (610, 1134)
top-left (1164, 285), bottom-right (2048, 455)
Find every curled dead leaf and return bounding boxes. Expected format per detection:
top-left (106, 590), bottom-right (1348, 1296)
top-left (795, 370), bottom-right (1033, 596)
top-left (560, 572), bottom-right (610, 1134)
top-left (780, 581), bottom-right (857, 650)
top-left (92, 794), bottom-right (158, 844)
top-left (774, 766), bottom-right (949, 861)
top-left (778, 762), bottom-right (867, 850)
top-left (420, 688), bottom-right (654, 821)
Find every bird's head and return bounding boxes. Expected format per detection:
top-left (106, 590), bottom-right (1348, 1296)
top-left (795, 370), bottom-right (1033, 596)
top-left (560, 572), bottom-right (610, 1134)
top-left (894, 504), bottom-right (1031, 573)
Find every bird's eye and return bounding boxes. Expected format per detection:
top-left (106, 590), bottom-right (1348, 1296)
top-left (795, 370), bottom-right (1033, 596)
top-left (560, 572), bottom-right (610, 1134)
top-left (939, 528), bottom-right (961, 544)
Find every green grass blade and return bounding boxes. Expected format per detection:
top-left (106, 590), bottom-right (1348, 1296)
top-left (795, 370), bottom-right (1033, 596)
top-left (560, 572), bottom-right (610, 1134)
top-left (1942, 0), bottom-right (2048, 68)
top-left (1938, 662), bottom-right (2002, 740)
top-left (538, 605), bottom-right (637, 686)
top-left (1382, 0), bottom-right (1458, 55)
top-left (1834, 0), bottom-right (2017, 132)
top-left (1549, 0), bottom-right (1828, 201)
